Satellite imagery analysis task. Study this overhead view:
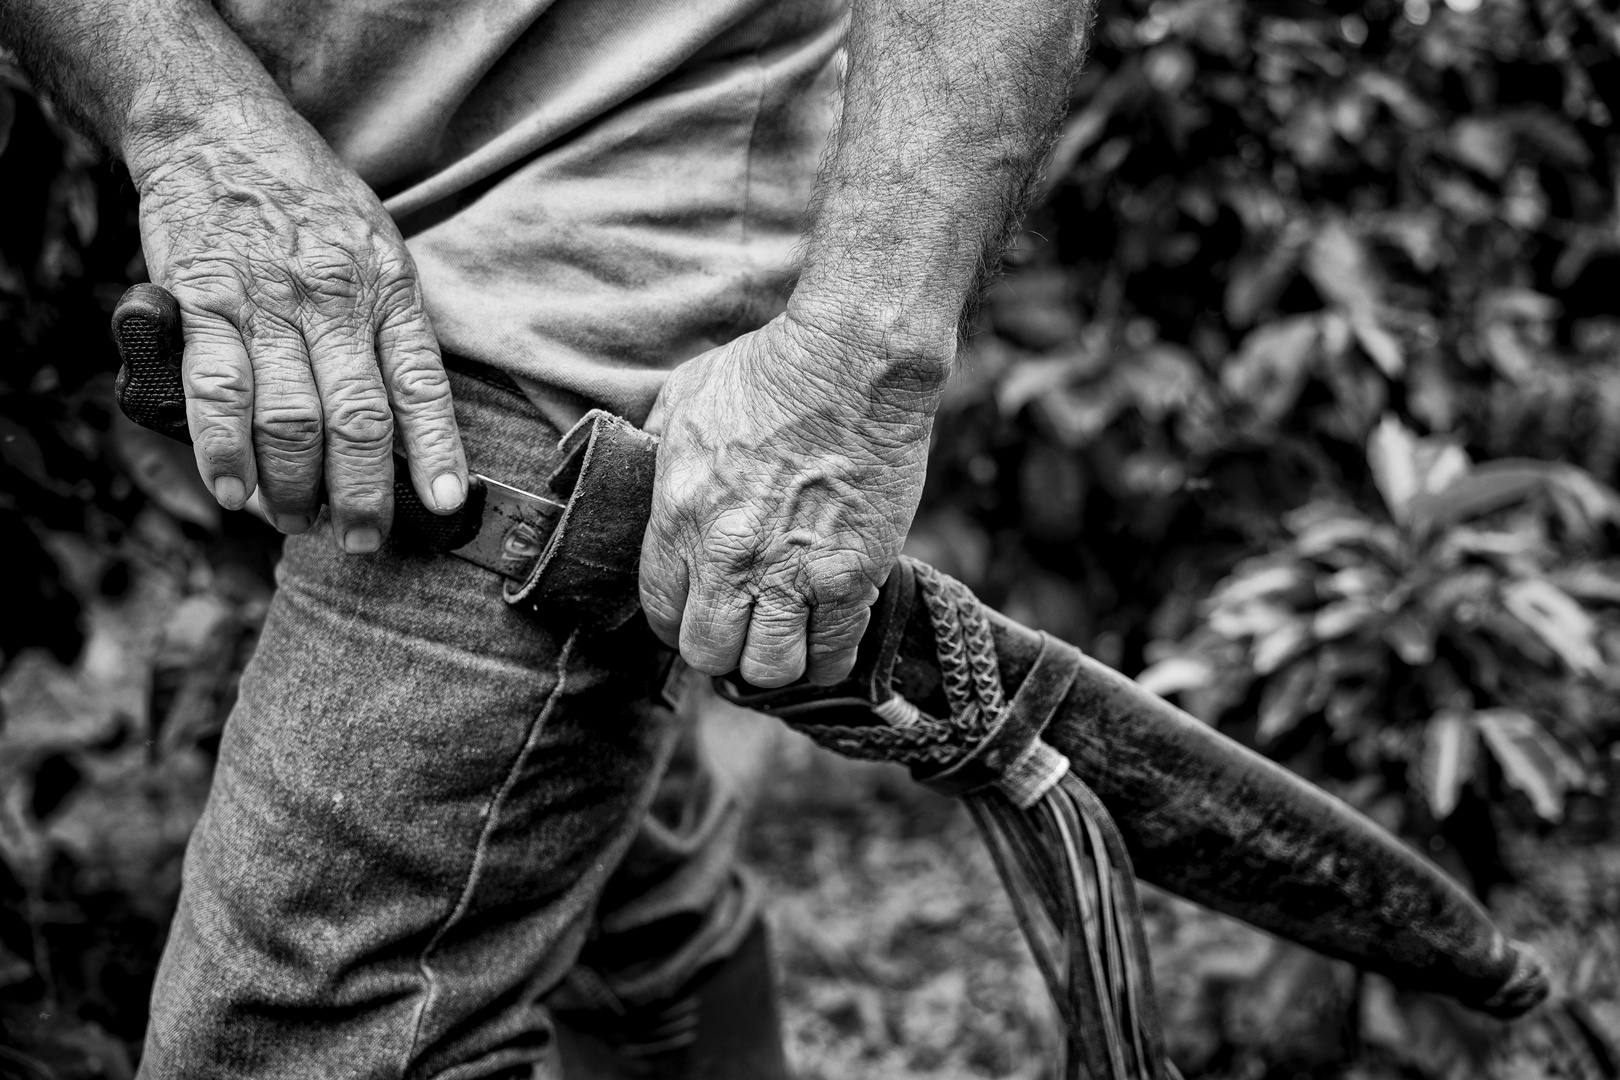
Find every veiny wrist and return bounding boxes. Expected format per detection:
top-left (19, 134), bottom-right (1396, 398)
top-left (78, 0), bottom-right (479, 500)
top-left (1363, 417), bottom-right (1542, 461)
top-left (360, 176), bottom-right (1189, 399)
top-left (121, 80), bottom-right (299, 189)
top-left (780, 299), bottom-right (957, 411)
top-left (108, 3), bottom-right (301, 183)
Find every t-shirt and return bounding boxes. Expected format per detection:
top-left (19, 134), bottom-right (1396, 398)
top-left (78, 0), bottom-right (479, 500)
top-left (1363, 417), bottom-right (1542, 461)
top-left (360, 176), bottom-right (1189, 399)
top-left (218, 0), bottom-right (846, 432)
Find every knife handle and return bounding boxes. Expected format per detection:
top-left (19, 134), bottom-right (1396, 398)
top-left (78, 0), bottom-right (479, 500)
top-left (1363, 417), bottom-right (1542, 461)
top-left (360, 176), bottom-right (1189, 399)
top-left (112, 283), bottom-right (190, 443)
top-left (111, 284), bottom-right (474, 551)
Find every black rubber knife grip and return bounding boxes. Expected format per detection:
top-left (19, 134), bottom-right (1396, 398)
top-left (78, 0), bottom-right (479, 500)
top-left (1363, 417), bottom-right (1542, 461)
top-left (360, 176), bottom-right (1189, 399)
top-left (390, 472), bottom-right (486, 553)
top-left (113, 283), bottom-right (191, 443)
top-left (110, 283), bottom-right (473, 553)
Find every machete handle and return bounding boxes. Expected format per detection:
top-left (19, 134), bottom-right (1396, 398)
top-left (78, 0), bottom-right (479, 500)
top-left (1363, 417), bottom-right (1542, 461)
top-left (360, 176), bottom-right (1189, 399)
top-left (110, 283), bottom-right (458, 547)
top-left (112, 283), bottom-right (190, 443)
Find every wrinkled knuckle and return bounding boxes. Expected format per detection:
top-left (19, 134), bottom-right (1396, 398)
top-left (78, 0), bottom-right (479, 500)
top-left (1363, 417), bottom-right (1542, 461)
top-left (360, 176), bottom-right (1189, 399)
top-left (327, 396), bottom-right (395, 452)
top-left (808, 556), bottom-right (880, 605)
top-left (390, 364), bottom-right (453, 409)
top-left (334, 491), bottom-right (391, 520)
top-left (186, 362), bottom-right (252, 404)
top-left (375, 268), bottom-right (421, 314)
top-left (254, 405), bottom-right (324, 453)
top-left (401, 424), bottom-right (459, 465)
top-left (744, 633), bottom-right (801, 669)
top-left (171, 265), bottom-right (250, 316)
top-left (705, 529), bottom-right (763, 579)
top-left (298, 251), bottom-right (367, 302)
top-left (192, 429), bottom-right (247, 472)
top-left (811, 593), bottom-right (867, 634)
top-left (751, 591), bottom-right (807, 630)
top-left (301, 316), bottom-right (364, 352)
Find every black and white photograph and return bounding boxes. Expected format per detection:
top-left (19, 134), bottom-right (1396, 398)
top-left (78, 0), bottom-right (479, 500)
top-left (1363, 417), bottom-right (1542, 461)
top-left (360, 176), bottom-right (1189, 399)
top-left (0, 0), bottom-right (1615, 1076)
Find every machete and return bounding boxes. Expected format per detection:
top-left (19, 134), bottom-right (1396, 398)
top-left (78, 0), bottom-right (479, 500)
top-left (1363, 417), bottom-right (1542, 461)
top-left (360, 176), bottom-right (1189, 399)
top-left (112, 284), bottom-right (1550, 1080)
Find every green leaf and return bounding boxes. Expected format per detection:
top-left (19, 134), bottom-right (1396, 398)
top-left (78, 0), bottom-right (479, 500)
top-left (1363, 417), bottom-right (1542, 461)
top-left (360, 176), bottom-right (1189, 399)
top-left (1222, 316), bottom-right (1320, 426)
top-left (1448, 116), bottom-right (1514, 178)
top-left (1115, 344), bottom-right (1208, 421)
top-left (0, 776), bottom-right (49, 887)
top-left (0, 650), bottom-right (126, 762)
top-left (1224, 222), bottom-right (1309, 325)
top-left (1500, 577), bottom-right (1603, 675)
top-left (1405, 459), bottom-right (1557, 538)
top-left (0, 938), bottom-right (32, 991)
top-left (1312, 598), bottom-right (1378, 641)
top-left (1253, 620), bottom-right (1311, 675)
top-left (1304, 219), bottom-right (1384, 317)
top-left (1551, 566), bottom-right (1620, 606)
top-left (1420, 711), bottom-right (1478, 819)
top-left (1210, 562), bottom-right (1305, 607)
top-left (1209, 600), bottom-right (1293, 641)
top-left (1474, 708), bottom-right (1577, 822)
top-left (1383, 608), bottom-right (1436, 665)
top-left (1476, 289), bottom-right (1559, 382)
top-left (1368, 413), bottom-right (1421, 523)
top-left (1349, 310), bottom-right (1404, 377)
top-left (1289, 506), bottom-right (1402, 562)
top-left (1258, 659), bottom-right (1317, 743)
top-left (1135, 655), bottom-right (1215, 697)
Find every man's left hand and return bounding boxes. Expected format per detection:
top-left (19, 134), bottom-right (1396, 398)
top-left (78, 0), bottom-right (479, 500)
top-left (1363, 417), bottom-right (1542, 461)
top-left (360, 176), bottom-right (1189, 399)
top-left (640, 314), bottom-right (941, 689)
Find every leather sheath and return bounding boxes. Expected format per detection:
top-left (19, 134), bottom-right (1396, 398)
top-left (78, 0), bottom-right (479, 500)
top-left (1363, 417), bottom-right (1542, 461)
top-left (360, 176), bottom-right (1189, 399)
top-left (511, 409), bottom-right (1550, 1020)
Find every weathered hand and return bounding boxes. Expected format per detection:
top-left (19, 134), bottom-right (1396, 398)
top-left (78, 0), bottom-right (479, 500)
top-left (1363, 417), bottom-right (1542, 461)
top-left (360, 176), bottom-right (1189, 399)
top-left (128, 102), bottom-right (467, 551)
top-left (640, 315), bottom-right (940, 688)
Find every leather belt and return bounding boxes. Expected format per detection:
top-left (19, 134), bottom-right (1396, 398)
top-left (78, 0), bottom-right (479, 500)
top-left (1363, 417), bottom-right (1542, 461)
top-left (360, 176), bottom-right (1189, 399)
top-left (389, 466), bottom-right (566, 581)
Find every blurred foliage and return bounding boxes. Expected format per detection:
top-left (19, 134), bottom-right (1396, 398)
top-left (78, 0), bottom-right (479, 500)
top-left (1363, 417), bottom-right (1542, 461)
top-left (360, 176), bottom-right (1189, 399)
top-left (0, 65), bottom-right (277, 1078)
top-left (913, 0), bottom-right (1620, 1063)
top-left (3, 0), bottom-right (1620, 1068)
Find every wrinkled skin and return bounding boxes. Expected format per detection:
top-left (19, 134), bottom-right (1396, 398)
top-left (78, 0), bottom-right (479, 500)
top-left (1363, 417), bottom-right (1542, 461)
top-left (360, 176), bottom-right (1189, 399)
top-left (641, 314), bottom-right (937, 689)
top-left (129, 103), bottom-right (468, 552)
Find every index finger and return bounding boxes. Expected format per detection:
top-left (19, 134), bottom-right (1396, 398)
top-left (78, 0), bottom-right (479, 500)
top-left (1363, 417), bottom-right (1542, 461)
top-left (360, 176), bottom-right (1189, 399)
top-left (375, 274), bottom-right (467, 516)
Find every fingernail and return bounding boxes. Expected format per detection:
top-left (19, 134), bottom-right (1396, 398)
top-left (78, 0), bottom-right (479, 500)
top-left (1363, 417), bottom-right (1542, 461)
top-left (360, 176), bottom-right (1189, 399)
top-left (431, 472), bottom-right (464, 512)
top-left (343, 526), bottom-right (382, 554)
top-left (213, 476), bottom-right (246, 510)
top-left (276, 513), bottom-right (311, 535)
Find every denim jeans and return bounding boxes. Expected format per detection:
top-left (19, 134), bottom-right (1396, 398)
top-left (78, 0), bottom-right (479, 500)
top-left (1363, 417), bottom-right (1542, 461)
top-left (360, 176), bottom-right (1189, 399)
top-left (138, 368), bottom-right (754, 1079)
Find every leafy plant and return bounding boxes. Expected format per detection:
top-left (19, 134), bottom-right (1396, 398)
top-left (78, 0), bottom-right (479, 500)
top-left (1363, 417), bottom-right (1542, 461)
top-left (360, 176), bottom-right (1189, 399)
top-left (1139, 415), bottom-right (1618, 843)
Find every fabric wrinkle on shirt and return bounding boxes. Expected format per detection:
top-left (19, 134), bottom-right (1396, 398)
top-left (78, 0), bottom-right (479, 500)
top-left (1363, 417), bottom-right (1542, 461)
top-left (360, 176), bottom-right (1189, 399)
top-left (220, 0), bottom-right (847, 434)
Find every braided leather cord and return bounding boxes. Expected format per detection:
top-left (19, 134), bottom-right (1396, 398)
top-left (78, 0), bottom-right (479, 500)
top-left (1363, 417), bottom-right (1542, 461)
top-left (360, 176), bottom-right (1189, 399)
top-left (785, 557), bottom-right (1005, 770)
top-left (787, 556), bottom-right (1174, 1080)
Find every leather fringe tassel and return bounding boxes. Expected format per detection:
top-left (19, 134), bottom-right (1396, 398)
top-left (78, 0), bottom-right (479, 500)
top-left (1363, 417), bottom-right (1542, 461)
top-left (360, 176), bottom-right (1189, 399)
top-left (755, 556), bottom-right (1179, 1078)
top-left (966, 775), bottom-right (1176, 1080)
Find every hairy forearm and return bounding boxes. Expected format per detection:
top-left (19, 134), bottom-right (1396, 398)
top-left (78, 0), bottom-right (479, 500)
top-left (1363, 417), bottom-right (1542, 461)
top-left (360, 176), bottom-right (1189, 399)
top-left (789, 0), bottom-right (1093, 375)
top-left (0, 0), bottom-right (299, 179)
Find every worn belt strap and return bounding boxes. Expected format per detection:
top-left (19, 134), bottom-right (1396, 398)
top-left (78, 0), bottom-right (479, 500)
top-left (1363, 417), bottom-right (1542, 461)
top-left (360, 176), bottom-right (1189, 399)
top-left (501, 411), bottom-right (659, 634)
top-left (389, 409), bottom-right (656, 634)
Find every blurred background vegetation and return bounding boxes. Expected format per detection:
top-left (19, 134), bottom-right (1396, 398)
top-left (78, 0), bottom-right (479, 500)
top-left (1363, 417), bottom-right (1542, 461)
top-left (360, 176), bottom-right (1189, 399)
top-left (2, 0), bottom-right (1619, 1071)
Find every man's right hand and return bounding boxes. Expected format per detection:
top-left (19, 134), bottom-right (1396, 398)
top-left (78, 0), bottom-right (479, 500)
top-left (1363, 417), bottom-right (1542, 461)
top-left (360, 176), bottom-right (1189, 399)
top-left (123, 93), bottom-right (468, 552)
